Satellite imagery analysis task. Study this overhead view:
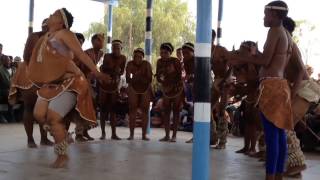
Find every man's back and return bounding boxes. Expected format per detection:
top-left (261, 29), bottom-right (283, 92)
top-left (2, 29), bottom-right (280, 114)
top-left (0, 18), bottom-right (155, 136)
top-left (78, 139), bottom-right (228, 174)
top-left (23, 31), bottom-right (45, 64)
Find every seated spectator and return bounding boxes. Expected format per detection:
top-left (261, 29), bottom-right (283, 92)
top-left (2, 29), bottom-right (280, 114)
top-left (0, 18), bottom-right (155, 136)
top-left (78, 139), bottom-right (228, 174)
top-left (114, 87), bottom-right (129, 126)
top-left (0, 55), bottom-right (14, 122)
top-left (12, 56), bottom-right (22, 74)
top-left (150, 96), bottom-right (163, 128)
top-left (179, 99), bottom-right (193, 132)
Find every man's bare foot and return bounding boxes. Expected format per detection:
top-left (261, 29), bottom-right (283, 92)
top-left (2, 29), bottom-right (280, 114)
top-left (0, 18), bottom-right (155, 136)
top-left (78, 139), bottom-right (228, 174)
top-left (100, 134), bottom-right (106, 140)
top-left (111, 135), bottom-right (122, 140)
top-left (250, 151), bottom-right (265, 158)
top-left (284, 172), bottom-right (302, 178)
top-left (142, 137), bottom-right (150, 141)
top-left (28, 140), bottom-right (37, 148)
top-left (258, 157), bottom-right (266, 162)
top-left (51, 155), bottom-right (69, 168)
top-left (127, 136), bottom-right (134, 141)
top-left (235, 148), bottom-right (248, 154)
top-left (186, 138), bottom-right (193, 143)
top-left (170, 137), bottom-right (177, 142)
top-left (83, 134), bottom-right (94, 141)
top-left (284, 164), bottom-right (307, 176)
top-left (159, 136), bottom-right (170, 142)
top-left (75, 135), bottom-right (87, 142)
top-left (246, 150), bottom-right (257, 156)
top-left (210, 138), bottom-right (218, 146)
top-left (40, 139), bottom-right (54, 146)
top-left (214, 144), bottom-right (226, 150)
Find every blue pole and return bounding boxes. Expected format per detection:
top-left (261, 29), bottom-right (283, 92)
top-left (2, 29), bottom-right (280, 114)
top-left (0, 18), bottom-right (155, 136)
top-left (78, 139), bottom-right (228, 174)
top-left (217, 0), bottom-right (223, 45)
top-left (192, 0), bottom-right (212, 179)
top-left (106, 3), bottom-right (113, 53)
top-left (145, 0), bottom-right (153, 135)
top-left (28, 0), bottom-right (34, 35)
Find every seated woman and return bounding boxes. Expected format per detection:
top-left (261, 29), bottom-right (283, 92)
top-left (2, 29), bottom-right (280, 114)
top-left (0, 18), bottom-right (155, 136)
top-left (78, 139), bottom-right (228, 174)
top-left (27, 8), bottom-right (109, 168)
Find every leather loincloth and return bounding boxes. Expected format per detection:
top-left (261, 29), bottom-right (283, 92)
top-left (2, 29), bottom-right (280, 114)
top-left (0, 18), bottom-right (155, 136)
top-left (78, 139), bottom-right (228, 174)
top-left (258, 78), bottom-right (294, 130)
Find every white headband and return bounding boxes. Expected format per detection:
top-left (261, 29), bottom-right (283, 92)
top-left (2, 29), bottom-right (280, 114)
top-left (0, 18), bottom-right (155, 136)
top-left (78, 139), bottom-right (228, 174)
top-left (162, 44), bottom-right (173, 52)
top-left (182, 44), bottom-right (194, 51)
top-left (112, 41), bottom-right (122, 46)
top-left (265, 5), bottom-right (288, 11)
top-left (59, 9), bottom-right (69, 29)
top-left (134, 48), bottom-right (144, 55)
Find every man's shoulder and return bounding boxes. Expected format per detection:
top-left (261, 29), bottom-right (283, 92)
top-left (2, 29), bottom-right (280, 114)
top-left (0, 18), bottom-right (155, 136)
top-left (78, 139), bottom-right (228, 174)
top-left (27, 32), bottom-right (43, 41)
top-left (32, 31), bottom-right (44, 37)
top-left (170, 57), bottom-right (179, 61)
top-left (142, 60), bottom-right (152, 66)
top-left (170, 57), bottom-right (180, 64)
top-left (103, 53), bottom-right (112, 59)
top-left (120, 54), bottom-right (127, 61)
top-left (126, 60), bottom-right (134, 66)
top-left (84, 48), bottom-right (93, 53)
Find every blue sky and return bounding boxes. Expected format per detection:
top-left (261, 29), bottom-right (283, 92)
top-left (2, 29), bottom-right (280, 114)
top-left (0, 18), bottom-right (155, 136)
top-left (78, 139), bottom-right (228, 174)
top-left (0, 0), bottom-right (319, 77)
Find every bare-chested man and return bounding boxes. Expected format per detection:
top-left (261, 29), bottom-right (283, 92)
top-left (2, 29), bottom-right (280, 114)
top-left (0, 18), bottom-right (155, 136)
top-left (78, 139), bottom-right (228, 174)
top-left (83, 34), bottom-right (105, 76)
top-left (283, 17), bottom-right (320, 177)
top-left (232, 41), bottom-right (262, 155)
top-left (81, 33), bottom-right (105, 141)
top-left (99, 40), bottom-right (126, 140)
top-left (182, 42), bottom-right (195, 101)
top-left (156, 43), bottom-right (184, 142)
top-left (229, 1), bottom-right (293, 179)
top-left (211, 29), bottom-right (232, 149)
top-left (8, 19), bottom-right (53, 148)
top-left (181, 43), bottom-right (195, 144)
top-left (126, 48), bottom-right (153, 141)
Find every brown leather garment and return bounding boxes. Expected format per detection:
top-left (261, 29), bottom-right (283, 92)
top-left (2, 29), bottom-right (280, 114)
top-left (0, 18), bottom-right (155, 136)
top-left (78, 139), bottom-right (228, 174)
top-left (27, 35), bottom-right (69, 84)
top-left (27, 35), bottom-right (97, 127)
top-left (258, 78), bottom-right (294, 130)
top-left (8, 62), bottom-right (34, 104)
top-left (37, 75), bottom-right (97, 126)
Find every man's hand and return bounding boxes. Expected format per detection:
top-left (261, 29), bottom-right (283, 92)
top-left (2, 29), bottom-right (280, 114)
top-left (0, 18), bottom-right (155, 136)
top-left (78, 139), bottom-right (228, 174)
top-left (227, 53), bottom-right (247, 66)
top-left (94, 71), bottom-right (111, 85)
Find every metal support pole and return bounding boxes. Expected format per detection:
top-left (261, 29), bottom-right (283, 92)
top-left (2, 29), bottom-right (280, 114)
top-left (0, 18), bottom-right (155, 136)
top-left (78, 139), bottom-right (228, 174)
top-left (106, 3), bottom-right (113, 53)
top-left (28, 0), bottom-right (34, 35)
top-left (217, 0), bottom-right (223, 45)
top-left (192, 0), bottom-right (212, 179)
top-left (145, 0), bottom-right (153, 134)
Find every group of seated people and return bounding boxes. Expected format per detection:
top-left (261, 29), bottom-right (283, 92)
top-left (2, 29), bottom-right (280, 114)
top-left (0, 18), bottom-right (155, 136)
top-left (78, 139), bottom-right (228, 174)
top-left (0, 43), bottom-right (23, 123)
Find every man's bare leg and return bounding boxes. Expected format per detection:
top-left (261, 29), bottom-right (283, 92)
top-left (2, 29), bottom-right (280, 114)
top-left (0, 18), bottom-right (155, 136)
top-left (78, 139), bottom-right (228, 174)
top-left (141, 110), bottom-right (150, 141)
top-left (141, 95), bottom-right (150, 141)
top-left (110, 112), bottom-right (121, 140)
top-left (159, 103), bottom-right (171, 142)
top-left (39, 124), bottom-right (54, 146)
top-left (171, 96), bottom-right (182, 142)
top-left (23, 108), bottom-right (37, 148)
top-left (170, 110), bottom-right (180, 142)
top-left (100, 111), bottom-right (107, 140)
top-left (247, 124), bottom-right (257, 155)
top-left (128, 107), bottom-right (137, 140)
top-left (47, 110), bottom-right (69, 168)
top-left (236, 123), bottom-right (250, 153)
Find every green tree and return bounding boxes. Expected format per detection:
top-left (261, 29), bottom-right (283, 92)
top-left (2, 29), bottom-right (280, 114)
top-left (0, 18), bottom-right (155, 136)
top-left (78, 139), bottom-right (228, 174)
top-left (84, 0), bottom-right (195, 61)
